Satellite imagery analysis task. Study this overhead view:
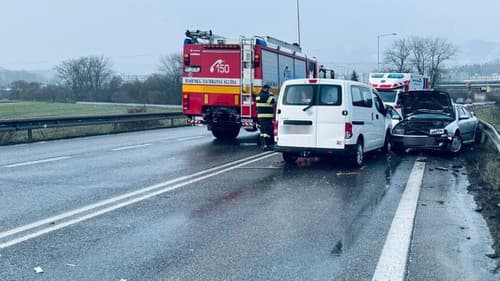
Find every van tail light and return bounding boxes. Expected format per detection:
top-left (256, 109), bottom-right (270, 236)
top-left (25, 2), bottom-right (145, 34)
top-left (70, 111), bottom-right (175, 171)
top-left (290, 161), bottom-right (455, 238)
top-left (183, 53), bottom-right (190, 66)
top-left (273, 120), bottom-right (278, 137)
top-left (345, 122), bottom-right (353, 139)
top-left (182, 93), bottom-right (189, 110)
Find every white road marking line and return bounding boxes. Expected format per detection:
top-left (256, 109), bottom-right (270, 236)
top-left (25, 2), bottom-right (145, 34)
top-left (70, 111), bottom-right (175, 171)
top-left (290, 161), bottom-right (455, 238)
top-left (111, 144), bottom-right (152, 151)
top-left (3, 156), bottom-right (72, 168)
top-left (176, 136), bottom-right (205, 141)
top-left (0, 152), bottom-right (278, 249)
top-left (0, 151), bottom-right (273, 242)
top-left (372, 157), bottom-right (426, 281)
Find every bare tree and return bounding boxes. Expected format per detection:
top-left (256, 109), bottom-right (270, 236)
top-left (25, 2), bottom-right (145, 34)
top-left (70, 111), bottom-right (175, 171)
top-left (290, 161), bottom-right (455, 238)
top-left (427, 37), bottom-right (457, 87)
top-left (55, 55), bottom-right (113, 101)
top-left (383, 36), bottom-right (457, 87)
top-left (409, 36), bottom-right (431, 75)
top-left (158, 53), bottom-right (182, 104)
top-left (383, 38), bottom-right (412, 72)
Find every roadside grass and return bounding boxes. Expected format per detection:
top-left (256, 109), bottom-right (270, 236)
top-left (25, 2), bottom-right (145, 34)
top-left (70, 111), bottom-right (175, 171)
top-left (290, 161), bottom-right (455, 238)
top-left (467, 104), bottom-right (500, 190)
top-left (0, 101), bottom-right (188, 145)
top-left (471, 104), bottom-right (499, 131)
top-left (0, 101), bottom-right (178, 120)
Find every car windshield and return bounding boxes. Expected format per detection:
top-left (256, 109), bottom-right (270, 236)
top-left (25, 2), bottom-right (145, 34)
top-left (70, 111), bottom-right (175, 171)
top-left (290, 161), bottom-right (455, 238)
top-left (378, 90), bottom-right (398, 102)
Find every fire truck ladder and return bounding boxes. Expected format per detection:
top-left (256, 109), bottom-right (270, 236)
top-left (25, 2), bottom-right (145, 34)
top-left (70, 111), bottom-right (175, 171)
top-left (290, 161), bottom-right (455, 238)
top-left (240, 38), bottom-right (254, 126)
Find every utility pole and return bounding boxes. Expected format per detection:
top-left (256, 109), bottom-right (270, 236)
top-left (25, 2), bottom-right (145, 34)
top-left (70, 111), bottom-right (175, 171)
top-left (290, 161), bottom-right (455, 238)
top-left (296, 0), bottom-right (301, 46)
top-left (377, 33), bottom-right (396, 71)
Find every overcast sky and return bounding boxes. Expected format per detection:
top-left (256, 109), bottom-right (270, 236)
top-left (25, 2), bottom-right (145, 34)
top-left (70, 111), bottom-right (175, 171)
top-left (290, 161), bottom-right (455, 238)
top-left (0, 0), bottom-right (499, 74)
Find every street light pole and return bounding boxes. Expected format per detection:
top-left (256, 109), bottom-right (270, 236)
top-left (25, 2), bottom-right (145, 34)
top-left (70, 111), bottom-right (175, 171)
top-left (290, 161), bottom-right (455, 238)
top-left (377, 33), bottom-right (396, 71)
top-left (296, 0), bottom-right (301, 46)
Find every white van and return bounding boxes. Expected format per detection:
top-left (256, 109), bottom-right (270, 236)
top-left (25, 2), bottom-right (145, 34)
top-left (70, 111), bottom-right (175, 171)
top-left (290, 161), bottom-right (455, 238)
top-left (274, 78), bottom-right (391, 166)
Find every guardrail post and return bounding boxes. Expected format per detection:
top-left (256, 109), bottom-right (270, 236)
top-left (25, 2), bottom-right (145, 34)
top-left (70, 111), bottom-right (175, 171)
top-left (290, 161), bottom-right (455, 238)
top-left (28, 129), bottom-right (33, 142)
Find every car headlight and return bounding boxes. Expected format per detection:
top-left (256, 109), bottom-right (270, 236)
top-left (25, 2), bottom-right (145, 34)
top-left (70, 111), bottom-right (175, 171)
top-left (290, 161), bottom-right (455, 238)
top-left (393, 125), bottom-right (405, 135)
top-left (429, 128), bottom-right (445, 135)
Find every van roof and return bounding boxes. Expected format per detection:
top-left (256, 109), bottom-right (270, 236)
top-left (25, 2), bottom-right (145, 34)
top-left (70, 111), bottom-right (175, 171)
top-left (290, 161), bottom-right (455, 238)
top-left (282, 78), bottom-right (369, 87)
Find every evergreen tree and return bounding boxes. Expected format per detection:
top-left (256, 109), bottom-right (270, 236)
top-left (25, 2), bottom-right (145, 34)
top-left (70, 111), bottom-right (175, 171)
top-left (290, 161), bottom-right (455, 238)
top-left (351, 70), bottom-right (359, 81)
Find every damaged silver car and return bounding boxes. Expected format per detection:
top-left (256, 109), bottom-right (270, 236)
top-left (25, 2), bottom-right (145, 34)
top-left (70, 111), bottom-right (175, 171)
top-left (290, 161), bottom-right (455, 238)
top-left (390, 90), bottom-right (480, 154)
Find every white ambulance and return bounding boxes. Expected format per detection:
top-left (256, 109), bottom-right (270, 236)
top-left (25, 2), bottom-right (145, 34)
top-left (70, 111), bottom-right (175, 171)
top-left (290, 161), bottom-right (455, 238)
top-left (368, 73), bottom-right (430, 108)
top-left (274, 78), bottom-right (391, 167)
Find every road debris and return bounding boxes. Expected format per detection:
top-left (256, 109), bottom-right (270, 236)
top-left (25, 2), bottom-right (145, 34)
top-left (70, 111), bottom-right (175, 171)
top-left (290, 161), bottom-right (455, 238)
top-left (435, 167), bottom-right (449, 171)
top-left (360, 165), bottom-right (367, 170)
top-left (336, 172), bottom-right (357, 176)
top-left (331, 241), bottom-right (343, 256)
top-left (436, 200), bottom-right (445, 205)
top-left (66, 263), bottom-right (76, 267)
top-left (34, 266), bottom-right (44, 274)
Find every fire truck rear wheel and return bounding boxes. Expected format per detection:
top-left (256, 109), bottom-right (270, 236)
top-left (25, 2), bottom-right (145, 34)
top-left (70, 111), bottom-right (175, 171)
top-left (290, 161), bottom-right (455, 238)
top-left (211, 125), bottom-right (240, 140)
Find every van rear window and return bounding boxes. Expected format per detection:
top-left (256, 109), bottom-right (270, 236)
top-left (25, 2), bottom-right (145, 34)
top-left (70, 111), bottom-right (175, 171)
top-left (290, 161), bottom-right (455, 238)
top-left (282, 85), bottom-right (341, 106)
top-left (283, 85), bottom-right (314, 105)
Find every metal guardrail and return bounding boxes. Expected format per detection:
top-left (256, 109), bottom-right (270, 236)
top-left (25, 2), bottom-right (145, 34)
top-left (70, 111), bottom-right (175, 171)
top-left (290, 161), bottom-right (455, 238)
top-left (0, 112), bottom-right (185, 141)
top-left (479, 119), bottom-right (500, 153)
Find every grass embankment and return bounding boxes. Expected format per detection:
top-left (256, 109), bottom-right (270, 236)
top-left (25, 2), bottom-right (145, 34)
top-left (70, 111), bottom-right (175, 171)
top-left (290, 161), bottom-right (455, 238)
top-left (471, 104), bottom-right (500, 131)
top-left (0, 102), bottom-right (186, 145)
top-left (0, 102), bottom-right (174, 120)
top-left (467, 104), bottom-right (499, 188)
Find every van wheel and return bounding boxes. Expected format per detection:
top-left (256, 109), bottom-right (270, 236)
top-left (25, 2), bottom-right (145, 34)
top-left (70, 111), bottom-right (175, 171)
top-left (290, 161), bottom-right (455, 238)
top-left (282, 152), bottom-right (298, 164)
top-left (382, 131), bottom-right (391, 153)
top-left (351, 141), bottom-right (364, 167)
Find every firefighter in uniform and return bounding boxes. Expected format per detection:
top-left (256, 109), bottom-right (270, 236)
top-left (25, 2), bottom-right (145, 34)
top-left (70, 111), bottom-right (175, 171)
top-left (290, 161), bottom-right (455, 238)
top-left (256, 84), bottom-right (275, 150)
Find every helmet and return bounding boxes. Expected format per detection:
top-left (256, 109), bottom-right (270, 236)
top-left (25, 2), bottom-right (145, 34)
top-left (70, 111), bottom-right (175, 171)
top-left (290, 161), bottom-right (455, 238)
top-left (263, 84), bottom-right (271, 90)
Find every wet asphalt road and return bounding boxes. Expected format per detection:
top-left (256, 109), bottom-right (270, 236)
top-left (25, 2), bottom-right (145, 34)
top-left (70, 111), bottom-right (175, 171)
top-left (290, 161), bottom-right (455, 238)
top-left (0, 127), bottom-right (496, 280)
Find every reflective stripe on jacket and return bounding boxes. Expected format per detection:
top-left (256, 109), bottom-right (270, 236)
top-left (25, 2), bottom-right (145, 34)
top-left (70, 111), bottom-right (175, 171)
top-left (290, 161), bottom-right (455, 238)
top-left (256, 92), bottom-right (275, 119)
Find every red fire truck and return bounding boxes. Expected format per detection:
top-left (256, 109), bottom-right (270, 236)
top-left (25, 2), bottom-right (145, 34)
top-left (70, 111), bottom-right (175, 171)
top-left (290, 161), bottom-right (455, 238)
top-left (182, 30), bottom-right (318, 140)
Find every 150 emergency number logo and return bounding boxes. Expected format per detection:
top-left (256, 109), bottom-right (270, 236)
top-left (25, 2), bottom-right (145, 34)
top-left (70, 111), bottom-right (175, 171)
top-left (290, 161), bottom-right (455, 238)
top-left (210, 59), bottom-right (230, 74)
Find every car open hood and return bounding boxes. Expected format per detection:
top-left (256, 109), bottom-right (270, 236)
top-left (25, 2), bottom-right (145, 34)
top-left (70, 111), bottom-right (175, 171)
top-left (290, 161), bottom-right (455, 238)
top-left (398, 90), bottom-right (454, 119)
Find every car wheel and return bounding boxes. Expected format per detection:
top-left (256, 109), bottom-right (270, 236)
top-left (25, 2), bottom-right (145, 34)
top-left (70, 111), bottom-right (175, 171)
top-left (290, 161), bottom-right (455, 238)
top-left (351, 140), bottom-right (364, 167)
top-left (449, 134), bottom-right (463, 153)
top-left (282, 152), bottom-right (298, 164)
top-left (473, 127), bottom-right (482, 144)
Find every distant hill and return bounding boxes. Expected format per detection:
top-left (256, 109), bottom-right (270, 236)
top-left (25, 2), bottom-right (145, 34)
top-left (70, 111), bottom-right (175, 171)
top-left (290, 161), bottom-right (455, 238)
top-left (453, 40), bottom-right (500, 66)
top-left (0, 67), bottom-right (54, 87)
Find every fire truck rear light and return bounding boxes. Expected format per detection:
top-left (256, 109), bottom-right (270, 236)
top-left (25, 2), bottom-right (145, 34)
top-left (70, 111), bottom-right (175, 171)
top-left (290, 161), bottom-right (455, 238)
top-left (182, 94), bottom-right (189, 109)
top-left (254, 54), bottom-right (260, 67)
top-left (345, 122), bottom-right (353, 139)
top-left (183, 53), bottom-right (190, 66)
top-left (308, 79), bottom-right (318, 84)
